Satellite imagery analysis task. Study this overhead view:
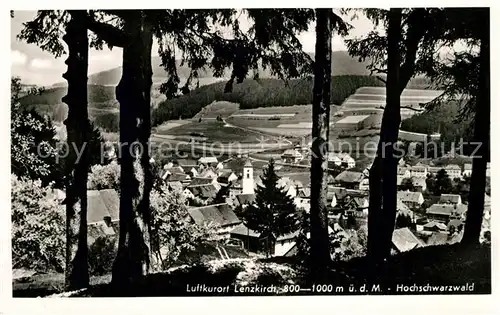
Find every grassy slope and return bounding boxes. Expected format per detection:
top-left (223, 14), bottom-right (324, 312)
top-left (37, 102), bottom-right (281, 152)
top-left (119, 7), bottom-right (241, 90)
top-left (13, 243), bottom-right (490, 297)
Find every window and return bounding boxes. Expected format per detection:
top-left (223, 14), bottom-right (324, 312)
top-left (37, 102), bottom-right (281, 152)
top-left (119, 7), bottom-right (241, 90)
top-left (247, 173), bottom-right (250, 179)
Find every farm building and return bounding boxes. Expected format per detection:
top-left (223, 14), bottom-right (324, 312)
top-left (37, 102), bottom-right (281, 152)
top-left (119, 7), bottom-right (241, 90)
top-left (281, 149), bottom-right (303, 164)
top-left (335, 115), bottom-right (372, 131)
top-left (391, 227), bottom-right (425, 254)
top-left (426, 204), bottom-right (467, 223)
top-left (188, 203), bottom-right (241, 238)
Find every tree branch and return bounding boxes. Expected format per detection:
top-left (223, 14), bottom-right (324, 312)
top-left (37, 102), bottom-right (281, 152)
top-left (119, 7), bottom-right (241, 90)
top-left (85, 16), bottom-right (127, 48)
top-left (376, 76), bottom-right (387, 84)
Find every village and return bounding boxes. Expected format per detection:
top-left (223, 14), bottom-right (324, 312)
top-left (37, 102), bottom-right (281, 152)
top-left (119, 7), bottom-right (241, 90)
top-left (78, 141), bottom-right (491, 261)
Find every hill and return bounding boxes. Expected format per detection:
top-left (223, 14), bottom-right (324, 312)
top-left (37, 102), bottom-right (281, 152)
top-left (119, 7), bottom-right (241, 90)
top-left (51, 51), bottom-right (371, 87)
top-left (152, 75), bottom-right (384, 126)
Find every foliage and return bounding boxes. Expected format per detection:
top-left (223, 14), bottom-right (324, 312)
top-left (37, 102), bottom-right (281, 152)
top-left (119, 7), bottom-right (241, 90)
top-left (400, 178), bottom-right (416, 191)
top-left (11, 175), bottom-right (65, 273)
top-left (152, 75), bottom-right (382, 125)
top-left (239, 160), bottom-right (299, 255)
top-left (150, 186), bottom-right (217, 269)
top-left (395, 213), bottom-right (413, 229)
top-left (432, 169), bottom-right (453, 195)
top-left (88, 236), bottom-right (117, 276)
top-left (11, 77), bottom-right (60, 186)
top-left (87, 162), bottom-right (121, 190)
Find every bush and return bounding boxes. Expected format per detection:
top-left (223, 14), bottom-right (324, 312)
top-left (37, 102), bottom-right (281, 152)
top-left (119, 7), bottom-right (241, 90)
top-left (11, 175), bottom-right (65, 273)
top-left (88, 236), bottom-right (118, 276)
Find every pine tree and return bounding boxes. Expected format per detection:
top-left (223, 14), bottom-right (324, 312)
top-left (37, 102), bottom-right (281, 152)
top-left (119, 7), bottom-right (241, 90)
top-left (435, 169), bottom-right (453, 194)
top-left (240, 160), bottom-right (299, 256)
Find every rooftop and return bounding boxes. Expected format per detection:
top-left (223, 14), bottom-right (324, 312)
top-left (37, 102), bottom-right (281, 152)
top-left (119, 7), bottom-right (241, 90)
top-left (188, 203), bottom-right (240, 228)
top-left (392, 227), bottom-right (425, 253)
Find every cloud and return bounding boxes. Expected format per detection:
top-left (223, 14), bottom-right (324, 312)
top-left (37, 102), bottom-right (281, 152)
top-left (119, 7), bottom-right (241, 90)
top-left (11, 50), bottom-right (27, 65)
top-left (30, 58), bottom-right (53, 69)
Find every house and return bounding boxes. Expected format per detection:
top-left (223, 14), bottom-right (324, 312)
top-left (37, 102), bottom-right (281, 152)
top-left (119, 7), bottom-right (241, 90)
top-left (295, 187), bottom-right (311, 212)
top-left (462, 163), bottom-right (472, 177)
top-left (412, 177), bottom-right (427, 192)
top-left (445, 164), bottom-right (462, 179)
top-left (277, 177), bottom-right (301, 198)
top-left (409, 165), bottom-right (428, 178)
top-left (359, 178), bottom-right (369, 191)
top-left (439, 193), bottom-right (462, 205)
top-left (229, 224), bottom-right (263, 253)
top-left (198, 156), bottom-right (219, 166)
top-left (397, 166), bottom-right (411, 178)
top-left (391, 227), bottom-right (425, 254)
top-left (328, 154), bottom-right (342, 166)
top-left (188, 167), bottom-right (199, 178)
top-left (334, 171), bottom-right (365, 189)
top-left (426, 232), bottom-right (449, 246)
top-left (340, 153), bottom-right (356, 169)
top-left (176, 159), bottom-right (198, 169)
top-left (423, 221), bottom-right (448, 233)
top-left (167, 173), bottom-right (191, 185)
top-left (86, 189), bottom-right (120, 244)
top-left (329, 186), bottom-right (348, 201)
top-left (163, 162), bottom-right (174, 169)
top-left (199, 168), bottom-right (218, 180)
top-left (326, 190), bottom-right (337, 208)
top-left (426, 204), bottom-right (467, 223)
top-left (218, 170), bottom-right (238, 184)
top-left (182, 188), bottom-right (195, 200)
top-left (186, 184), bottom-right (219, 200)
top-left (344, 196), bottom-right (369, 217)
top-left (188, 203), bottom-right (241, 237)
top-left (235, 193), bottom-right (256, 208)
top-left (281, 149), bottom-right (303, 164)
top-left (167, 181), bottom-right (184, 192)
top-left (427, 166), bottom-right (443, 176)
top-left (397, 191), bottom-right (424, 209)
top-left (164, 165), bottom-right (184, 174)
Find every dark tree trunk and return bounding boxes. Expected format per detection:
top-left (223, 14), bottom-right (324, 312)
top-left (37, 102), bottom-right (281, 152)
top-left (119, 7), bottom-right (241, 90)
top-left (367, 8), bottom-right (402, 264)
top-left (112, 10), bottom-right (149, 286)
top-left (62, 10), bottom-right (90, 289)
top-left (310, 8), bottom-right (332, 279)
top-left (137, 14), bottom-right (155, 272)
top-left (462, 9), bottom-right (490, 245)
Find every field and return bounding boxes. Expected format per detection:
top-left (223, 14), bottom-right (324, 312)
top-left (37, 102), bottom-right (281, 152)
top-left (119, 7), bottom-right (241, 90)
top-left (157, 120), bottom-right (268, 143)
top-left (227, 104), bottom-right (342, 137)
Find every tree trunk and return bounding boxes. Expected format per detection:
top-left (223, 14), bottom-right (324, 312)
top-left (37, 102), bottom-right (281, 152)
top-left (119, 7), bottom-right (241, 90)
top-left (112, 10), bottom-right (149, 286)
top-left (462, 9), bottom-right (490, 245)
top-left (367, 8), bottom-right (402, 264)
top-left (137, 14), bottom-right (155, 272)
top-left (62, 10), bottom-right (90, 289)
top-left (310, 8), bottom-right (332, 280)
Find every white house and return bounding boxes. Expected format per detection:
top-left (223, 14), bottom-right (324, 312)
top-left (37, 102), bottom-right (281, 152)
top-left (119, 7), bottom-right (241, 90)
top-left (282, 149), bottom-right (303, 164)
top-left (359, 178), bottom-right (369, 191)
top-left (294, 188), bottom-right (311, 213)
top-left (409, 165), bottom-right (428, 178)
top-left (198, 156), bottom-right (218, 165)
top-left (189, 167), bottom-right (199, 178)
top-left (215, 162), bottom-right (224, 170)
top-left (341, 154), bottom-right (356, 169)
top-left (328, 154), bottom-right (342, 166)
top-left (397, 166), bottom-right (411, 178)
top-left (397, 191), bottom-right (424, 209)
top-left (445, 164), bottom-right (462, 179)
top-left (439, 194), bottom-right (462, 205)
top-left (182, 188), bottom-right (195, 200)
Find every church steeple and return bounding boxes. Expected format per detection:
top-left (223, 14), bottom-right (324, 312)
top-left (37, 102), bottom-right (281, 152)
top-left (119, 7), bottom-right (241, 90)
top-left (242, 159), bottom-right (254, 194)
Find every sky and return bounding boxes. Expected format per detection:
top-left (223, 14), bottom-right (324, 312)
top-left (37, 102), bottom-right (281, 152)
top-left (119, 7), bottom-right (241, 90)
top-left (11, 10), bottom-right (376, 86)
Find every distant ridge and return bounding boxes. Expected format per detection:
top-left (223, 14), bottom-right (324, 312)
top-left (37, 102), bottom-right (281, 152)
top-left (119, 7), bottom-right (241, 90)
top-left (52, 51), bottom-right (372, 87)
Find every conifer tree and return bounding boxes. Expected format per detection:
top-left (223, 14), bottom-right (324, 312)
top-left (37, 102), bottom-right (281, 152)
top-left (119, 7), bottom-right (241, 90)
top-left (239, 159), bottom-right (299, 256)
